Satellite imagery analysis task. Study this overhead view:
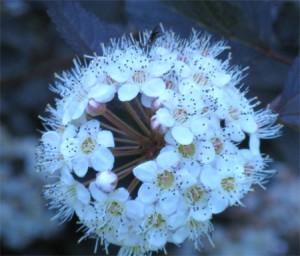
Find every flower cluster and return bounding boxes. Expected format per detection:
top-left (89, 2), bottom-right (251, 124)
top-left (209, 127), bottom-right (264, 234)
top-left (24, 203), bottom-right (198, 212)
top-left (37, 28), bottom-right (282, 255)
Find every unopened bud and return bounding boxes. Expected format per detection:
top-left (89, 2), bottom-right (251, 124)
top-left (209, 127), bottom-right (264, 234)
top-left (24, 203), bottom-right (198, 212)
top-left (95, 170), bottom-right (118, 192)
top-left (86, 99), bottom-right (106, 116)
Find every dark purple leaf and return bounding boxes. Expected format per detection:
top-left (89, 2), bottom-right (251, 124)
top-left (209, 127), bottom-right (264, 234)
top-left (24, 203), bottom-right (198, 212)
top-left (276, 56), bottom-right (300, 128)
top-left (46, 1), bottom-right (122, 55)
top-left (162, 0), bottom-right (295, 65)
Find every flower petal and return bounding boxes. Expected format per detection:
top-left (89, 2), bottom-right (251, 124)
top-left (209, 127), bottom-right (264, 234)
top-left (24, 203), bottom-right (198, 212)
top-left (118, 83), bottom-right (140, 101)
top-left (89, 181), bottom-right (108, 202)
top-left (156, 151), bottom-right (179, 169)
top-left (171, 126), bottom-right (193, 145)
top-left (137, 183), bottom-right (158, 204)
top-left (75, 182), bottom-right (91, 205)
top-left (133, 160), bottom-right (157, 182)
top-left (125, 200), bottom-right (145, 220)
top-left (141, 78), bottom-right (165, 97)
top-left (90, 146), bottom-right (114, 171)
top-left (97, 130), bottom-right (115, 147)
top-left (72, 156), bottom-right (89, 177)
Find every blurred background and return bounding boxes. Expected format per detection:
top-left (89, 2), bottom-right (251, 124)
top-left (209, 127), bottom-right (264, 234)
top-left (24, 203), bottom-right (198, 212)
top-left (1, 1), bottom-right (299, 255)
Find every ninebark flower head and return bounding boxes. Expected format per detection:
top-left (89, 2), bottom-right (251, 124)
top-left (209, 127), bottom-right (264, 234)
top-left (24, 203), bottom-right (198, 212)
top-left (36, 27), bottom-right (282, 255)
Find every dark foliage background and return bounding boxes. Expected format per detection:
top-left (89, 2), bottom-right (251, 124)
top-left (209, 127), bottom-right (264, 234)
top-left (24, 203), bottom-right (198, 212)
top-left (1, 1), bottom-right (299, 255)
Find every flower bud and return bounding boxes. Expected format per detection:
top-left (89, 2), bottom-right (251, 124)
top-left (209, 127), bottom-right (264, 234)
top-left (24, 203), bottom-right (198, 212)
top-left (95, 170), bottom-right (118, 192)
top-left (85, 99), bottom-right (106, 116)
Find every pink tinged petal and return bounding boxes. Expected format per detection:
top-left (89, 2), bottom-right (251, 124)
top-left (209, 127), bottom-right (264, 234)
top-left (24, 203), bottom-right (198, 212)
top-left (133, 160), bottom-right (157, 182)
top-left (158, 190), bottom-right (180, 215)
top-left (75, 183), bottom-right (91, 205)
top-left (97, 130), bottom-right (115, 147)
top-left (42, 131), bottom-right (60, 144)
top-left (156, 151), bottom-right (179, 169)
top-left (107, 65), bottom-right (129, 83)
top-left (90, 146), bottom-right (114, 171)
top-left (170, 226), bottom-right (189, 244)
top-left (209, 192), bottom-right (229, 214)
top-left (240, 115), bottom-right (258, 133)
top-left (171, 126), bottom-right (193, 145)
top-left (110, 187), bottom-right (129, 202)
top-left (88, 84), bottom-right (115, 102)
top-left (125, 200), bottom-right (145, 220)
top-left (249, 133), bottom-right (260, 156)
top-left (137, 183), bottom-right (158, 204)
top-left (141, 78), bottom-right (165, 97)
top-left (118, 83), bottom-right (140, 101)
top-left (200, 166), bottom-right (220, 189)
top-left (72, 156), bottom-right (89, 177)
top-left (89, 181), bottom-right (108, 202)
top-left (95, 170), bottom-right (118, 192)
top-left (175, 168), bottom-right (197, 189)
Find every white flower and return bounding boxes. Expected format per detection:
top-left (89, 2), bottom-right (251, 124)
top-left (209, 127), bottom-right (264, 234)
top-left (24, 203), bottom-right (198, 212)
top-left (53, 58), bottom-right (115, 125)
top-left (200, 160), bottom-right (250, 214)
top-left (44, 169), bottom-right (90, 222)
top-left (60, 120), bottom-right (115, 177)
top-left (133, 157), bottom-right (181, 215)
top-left (38, 28), bottom-right (282, 256)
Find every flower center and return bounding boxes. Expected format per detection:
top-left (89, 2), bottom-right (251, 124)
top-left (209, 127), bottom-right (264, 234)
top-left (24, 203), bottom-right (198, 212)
top-left (81, 137), bottom-right (95, 154)
top-left (147, 213), bottom-right (165, 228)
top-left (173, 108), bottom-right (188, 124)
top-left (178, 143), bottom-right (196, 158)
top-left (211, 137), bottom-right (223, 155)
top-left (157, 170), bottom-right (174, 189)
top-left (132, 70), bottom-right (148, 83)
top-left (108, 201), bottom-right (122, 216)
top-left (221, 177), bottom-right (235, 192)
top-left (186, 186), bottom-right (204, 203)
top-left (193, 72), bottom-right (208, 85)
top-left (229, 107), bottom-right (240, 120)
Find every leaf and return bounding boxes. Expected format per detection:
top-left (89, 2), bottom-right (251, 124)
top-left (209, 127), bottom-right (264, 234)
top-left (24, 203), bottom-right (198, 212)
top-left (46, 1), bottom-right (122, 55)
top-left (276, 56), bottom-right (300, 128)
top-left (162, 1), bottom-right (293, 65)
top-left (124, 0), bottom-right (199, 37)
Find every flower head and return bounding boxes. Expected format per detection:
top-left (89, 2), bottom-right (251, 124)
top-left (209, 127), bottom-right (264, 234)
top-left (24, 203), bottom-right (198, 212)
top-left (37, 27), bottom-right (282, 255)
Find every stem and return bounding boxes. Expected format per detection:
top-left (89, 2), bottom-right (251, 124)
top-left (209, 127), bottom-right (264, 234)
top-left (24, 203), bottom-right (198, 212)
top-left (114, 137), bottom-right (140, 145)
top-left (113, 146), bottom-right (141, 151)
top-left (101, 122), bottom-right (128, 136)
top-left (134, 97), bottom-right (151, 125)
top-left (127, 178), bottom-right (140, 194)
top-left (103, 110), bottom-right (145, 141)
top-left (117, 166), bottom-right (134, 179)
top-left (123, 102), bottom-right (151, 136)
top-left (113, 157), bottom-right (145, 173)
top-left (82, 177), bottom-right (95, 186)
top-left (112, 149), bottom-right (142, 157)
